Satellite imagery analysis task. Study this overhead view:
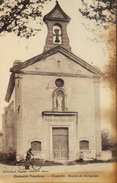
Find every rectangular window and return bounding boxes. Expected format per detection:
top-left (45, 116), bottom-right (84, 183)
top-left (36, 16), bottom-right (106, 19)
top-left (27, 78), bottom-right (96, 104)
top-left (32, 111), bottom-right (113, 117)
top-left (80, 140), bottom-right (89, 150)
top-left (31, 141), bottom-right (41, 151)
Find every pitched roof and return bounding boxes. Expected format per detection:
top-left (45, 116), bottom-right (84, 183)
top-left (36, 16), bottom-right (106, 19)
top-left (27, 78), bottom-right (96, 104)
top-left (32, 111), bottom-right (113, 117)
top-left (6, 46), bottom-right (103, 102)
top-left (10, 46), bottom-right (103, 76)
top-left (43, 1), bottom-right (71, 22)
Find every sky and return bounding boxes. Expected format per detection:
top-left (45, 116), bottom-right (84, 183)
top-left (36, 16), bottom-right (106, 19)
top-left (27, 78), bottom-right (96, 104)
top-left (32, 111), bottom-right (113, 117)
top-left (0, 0), bottom-right (114, 131)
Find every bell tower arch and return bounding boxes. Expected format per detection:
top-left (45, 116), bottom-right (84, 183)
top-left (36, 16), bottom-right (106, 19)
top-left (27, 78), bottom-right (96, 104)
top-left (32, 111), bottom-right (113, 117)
top-left (43, 1), bottom-right (71, 52)
top-left (53, 23), bottom-right (62, 44)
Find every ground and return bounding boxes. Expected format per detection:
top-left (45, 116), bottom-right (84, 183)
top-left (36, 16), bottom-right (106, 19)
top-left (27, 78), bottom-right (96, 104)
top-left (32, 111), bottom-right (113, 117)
top-left (0, 162), bottom-right (116, 183)
top-left (0, 162), bottom-right (114, 173)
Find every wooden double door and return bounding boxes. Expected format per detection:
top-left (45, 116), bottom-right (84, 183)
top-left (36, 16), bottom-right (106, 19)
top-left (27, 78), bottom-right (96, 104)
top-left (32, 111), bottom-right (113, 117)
top-left (52, 128), bottom-right (69, 160)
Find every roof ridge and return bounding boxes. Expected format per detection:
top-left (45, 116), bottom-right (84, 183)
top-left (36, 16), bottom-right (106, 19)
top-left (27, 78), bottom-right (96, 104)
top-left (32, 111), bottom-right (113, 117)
top-left (10, 46), bottom-right (61, 72)
top-left (59, 47), bottom-right (103, 76)
top-left (10, 46), bottom-right (103, 76)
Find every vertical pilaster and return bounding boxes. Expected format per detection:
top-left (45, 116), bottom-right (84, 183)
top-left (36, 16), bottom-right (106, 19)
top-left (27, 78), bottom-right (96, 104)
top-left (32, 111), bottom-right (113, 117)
top-left (15, 73), bottom-right (23, 159)
top-left (94, 77), bottom-right (102, 157)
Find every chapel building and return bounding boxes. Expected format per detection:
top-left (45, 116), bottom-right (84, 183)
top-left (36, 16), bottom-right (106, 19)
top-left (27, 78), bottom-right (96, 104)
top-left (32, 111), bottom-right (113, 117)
top-left (3, 1), bottom-right (103, 161)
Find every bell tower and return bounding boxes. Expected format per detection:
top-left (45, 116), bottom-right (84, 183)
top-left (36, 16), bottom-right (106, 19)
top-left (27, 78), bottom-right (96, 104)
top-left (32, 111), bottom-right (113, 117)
top-left (43, 1), bottom-right (71, 52)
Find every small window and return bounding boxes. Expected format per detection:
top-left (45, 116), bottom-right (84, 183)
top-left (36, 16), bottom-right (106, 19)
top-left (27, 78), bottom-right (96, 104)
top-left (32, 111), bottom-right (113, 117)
top-left (31, 141), bottom-right (41, 151)
top-left (79, 140), bottom-right (89, 150)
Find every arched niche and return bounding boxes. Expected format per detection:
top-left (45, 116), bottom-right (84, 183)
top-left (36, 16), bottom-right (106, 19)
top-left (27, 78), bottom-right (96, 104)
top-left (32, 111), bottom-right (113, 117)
top-left (52, 88), bottom-right (68, 112)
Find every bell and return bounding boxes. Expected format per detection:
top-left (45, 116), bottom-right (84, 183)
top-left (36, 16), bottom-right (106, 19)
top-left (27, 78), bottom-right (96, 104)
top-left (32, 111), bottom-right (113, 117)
top-left (54, 28), bottom-right (60, 43)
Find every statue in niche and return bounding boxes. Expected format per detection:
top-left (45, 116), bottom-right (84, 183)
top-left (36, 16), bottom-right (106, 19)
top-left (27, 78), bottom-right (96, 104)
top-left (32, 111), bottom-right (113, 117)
top-left (56, 92), bottom-right (63, 111)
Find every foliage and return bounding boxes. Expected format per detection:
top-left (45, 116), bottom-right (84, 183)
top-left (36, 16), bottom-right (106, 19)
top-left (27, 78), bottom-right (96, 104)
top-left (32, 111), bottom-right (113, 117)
top-left (0, 0), bottom-right (50, 38)
top-left (102, 25), bottom-right (116, 103)
top-left (101, 129), bottom-right (117, 158)
top-left (0, 151), bottom-right (16, 164)
top-left (79, 0), bottom-right (116, 28)
top-left (0, 0), bottom-right (116, 38)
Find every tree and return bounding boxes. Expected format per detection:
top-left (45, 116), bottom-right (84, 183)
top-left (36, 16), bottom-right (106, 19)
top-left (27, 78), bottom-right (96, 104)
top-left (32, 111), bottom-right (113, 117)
top-left (101, 129), bottom-right (117, 159)
top-left (79, 0), bottom-right (116, 28)
top-left (79, 1), bottom-right (116, 148)
top-left (0, 0), bottom-right (116, 38)
top-left (0, 0), bottom-right (50, 38)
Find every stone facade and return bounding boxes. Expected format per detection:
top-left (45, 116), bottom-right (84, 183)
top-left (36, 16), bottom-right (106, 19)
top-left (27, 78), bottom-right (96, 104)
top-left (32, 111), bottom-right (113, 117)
top-left (2, 101), bottom-right (15, 153)
top-left (3, 2), bottom-right (103, 161)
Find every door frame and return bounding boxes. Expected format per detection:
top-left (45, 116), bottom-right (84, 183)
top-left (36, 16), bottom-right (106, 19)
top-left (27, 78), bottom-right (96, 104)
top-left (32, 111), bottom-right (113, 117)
top-left (42, 111), bottom-right (78, 161)
top-left (52, 127), bottom-right (69, 160)
top-left (50, 125), bottom-right (70, 161)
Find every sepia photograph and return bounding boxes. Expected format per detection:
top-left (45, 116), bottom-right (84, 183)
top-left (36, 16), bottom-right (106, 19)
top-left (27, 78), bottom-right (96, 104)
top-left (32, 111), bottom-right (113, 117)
top-left (0, 0), bottom-right (116, 182)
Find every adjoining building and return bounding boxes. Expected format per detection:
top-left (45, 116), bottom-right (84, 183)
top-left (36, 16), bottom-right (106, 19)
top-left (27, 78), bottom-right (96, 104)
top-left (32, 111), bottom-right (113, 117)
top-left (0, 132), bottom-right (3, 152)
top-left (3, 1), bottom-right (104, 162)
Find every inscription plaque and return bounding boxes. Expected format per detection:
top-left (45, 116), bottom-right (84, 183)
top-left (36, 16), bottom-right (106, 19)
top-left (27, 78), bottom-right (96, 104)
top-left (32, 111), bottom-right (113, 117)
top-left (45, 115), bottom-right (76, 122)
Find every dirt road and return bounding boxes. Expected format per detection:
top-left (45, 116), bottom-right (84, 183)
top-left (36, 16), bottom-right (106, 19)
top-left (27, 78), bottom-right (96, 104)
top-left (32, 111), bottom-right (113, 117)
top-left (0, 162), bottom-right (114, 174)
